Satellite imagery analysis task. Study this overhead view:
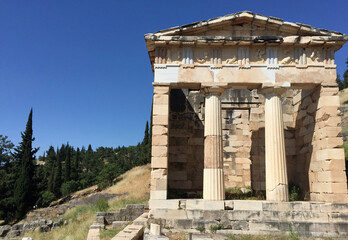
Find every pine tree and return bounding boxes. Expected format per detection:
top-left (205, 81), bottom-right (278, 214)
top-left (64, 144), bottom-right (71, 182)
top-left (13, 109), bottom-right (39, 219)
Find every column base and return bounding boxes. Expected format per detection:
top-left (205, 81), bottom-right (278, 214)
top-left (266, 184), bottom-right (289, 202)
top-left (203, 168), bottom-right (224, 200)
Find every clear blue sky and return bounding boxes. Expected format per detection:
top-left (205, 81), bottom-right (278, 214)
top-left (1, 0), bottom-right (348, 156)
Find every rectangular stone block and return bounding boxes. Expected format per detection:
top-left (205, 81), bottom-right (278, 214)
top-left (151, 157), bottom-right (168, 169)
top-left (317, 171), bottom-right (347, 183)
top-left (150, 190), bottom-right (167, 200)
top-left (152, 126), bottom-right (168, 135)
top-left (153, 104), bottom-right (169, 116)
top-left (262, 202), bottom-right (291, 211)
top-left (153, 94), bottom-right (169, 105)
top-left (316, 107), bottom-right (339, 120)
top-left (316, 127), bottom-right (341, 139)
top-left (152, 135), bottom-right (168, 146)
top-left (151, 146), bottom-right (168, 157)
top-left (234, 200), bottom-right (262, 211)
top-left (316, 138), bottom-right (343, 149)
top-left (186, 200), bottom-right (224, 210)
top-left (153, 86), bottom-right (170, 94)
top-left (317, 96), bottom-right (340, 109)
top-left (318, 117), bottom-right (341, 128)
top-left (149, 200), bottom-right (179, 209)
top-left (151, 169), bottom-right (167, 179)
top-left (312, 182), bottom-right (348, 194)
top-left (316, 148), bottom-right (345, 161)
top-left (151, 179), bottom-right (167, 191)
top-left (153, 115), bottom-right (169, 126)
top-left (149, 209), bottom-right (188, 219)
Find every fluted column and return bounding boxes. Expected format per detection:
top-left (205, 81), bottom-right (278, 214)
top-left (263, 87), bottom-right (289, 202)
top-left (202, 86), bottom-right (225, 200)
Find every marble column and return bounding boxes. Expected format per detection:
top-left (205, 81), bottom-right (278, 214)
top-left (263, 87), bottom-right (289, 202)
top-left (202, 86), bottom-right (225, 200)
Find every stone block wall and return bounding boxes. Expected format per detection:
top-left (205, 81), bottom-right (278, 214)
top-left (165, 88), bottom-right (298, 194)
top-left (152, 84), bottom-right (347, 202)
top-left (222, 90), bottom-right (257, 189)
top-left (293, 84), bottom-right (347, 202)
top-left (249, 89), bottom-right (296, 191)
top-left (151, 85), bottom-right (170, 200)
top-left (168, 89), bottom-right (204, 197)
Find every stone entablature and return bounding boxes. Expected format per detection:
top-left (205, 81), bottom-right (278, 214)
top-left (151, 45), bottom-right (339, 85)
top-left (152, 45), bottom-right (337, 67)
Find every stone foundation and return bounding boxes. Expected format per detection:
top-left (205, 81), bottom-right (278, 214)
top-left (148, 199), bottom-right (348, 237)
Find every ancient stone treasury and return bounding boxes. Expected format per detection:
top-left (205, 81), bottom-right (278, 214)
top-left (144, 12), bottom-right (348, 236)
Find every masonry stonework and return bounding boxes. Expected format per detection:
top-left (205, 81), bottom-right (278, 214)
top-left (146, 10), bottom-right (348, 220)
top-left (144, 12), bottom-right (348, 238)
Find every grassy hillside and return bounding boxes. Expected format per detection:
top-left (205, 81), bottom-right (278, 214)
top-left (23, 164), bottom-right (151, 240)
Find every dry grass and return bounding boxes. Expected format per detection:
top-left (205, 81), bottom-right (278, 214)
top-left (105, 164), bottom-right (151, 199)
top-left (339, 88), bottom-right (348, 106)
top-left (23, 164), bottom-right (151, 240)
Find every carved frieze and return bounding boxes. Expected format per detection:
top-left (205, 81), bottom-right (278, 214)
top-left (323, 47), bottom-right (335, 66)
top-left (155, 48), bottom-right (167, 64)
top-left (308, 48), bottom-right (321, 64)
top-left (195, 48), bottom-right (209, 64)
top-left (238, 47), bottom-right (250, 68)
top-left (211, 49), bottom-right (222, 65)
top-left (294, 48), bottom-right (307, 65)
top-left (280, 48), bottom-right (294, 64)
top-left (266, 47), bottom-right (278, 68)
top-left (182, 47), bottom-right (193, 64)
top-left (156, 45), bottom-right (335, 67)
top-left (254, 48), bottom-right (265, 63)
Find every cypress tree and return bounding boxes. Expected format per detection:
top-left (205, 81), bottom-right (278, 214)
top-left (53, 147), bottom-right (62, 198)
top-left (344, 58), bottom-right (348, 89)
top-left (46, 146), bottom-right (56, 193)
top-left (13, 109), bottom-right (39, 220)
top-left (72, 147), bottom-right (80, 181)
top-left (64, 144), bottom-right (71, 182)
top-left (141, 121), bottom-right (151, 164)
top-left (337, 75), bottom-right (344, 91)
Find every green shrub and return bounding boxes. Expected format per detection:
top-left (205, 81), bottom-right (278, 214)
top-left (209, 224), bottom-right (222, 233)
top-left (289, 183), bottom-right (301, 201)
top-left (96, 198), bottom-right (109, 212)
top-left (37, 191), bottom-right (56, 207)
top-left (60, 180), bottom-right (79, 196)
top-left (196, 226), bottom-right (205, 233)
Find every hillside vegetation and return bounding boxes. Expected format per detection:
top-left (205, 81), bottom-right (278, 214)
top-left (23, 164), bottom-right (151, 240)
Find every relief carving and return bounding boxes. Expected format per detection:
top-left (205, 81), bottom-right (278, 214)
top-left (280, 49), bottom-right (294, 64)
top-left (309, 48), bottom-right (320, 63)
top-left (196, 50), bottom-right (209, 64)
top-left (254, 48), bottom-right (265, 61)
top-left (171, 49), bottom-right (181, 64)
top-left (226, 55), bottom-right (237, 64)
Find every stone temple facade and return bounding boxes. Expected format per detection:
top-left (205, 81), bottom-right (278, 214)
top-left (144, 11), bottom-right (348, 205)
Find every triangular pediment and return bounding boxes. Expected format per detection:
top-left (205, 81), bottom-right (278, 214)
top-left (146, 11), bottom-right (345, 38)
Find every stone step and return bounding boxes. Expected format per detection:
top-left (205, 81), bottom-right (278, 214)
top-left (111, 224), bottom-right (144, 240)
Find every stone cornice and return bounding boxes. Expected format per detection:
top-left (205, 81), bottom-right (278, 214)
top-left (145, 11), bottom-right (346, 38)
top-left (145, 36), bottom-right (347, 50)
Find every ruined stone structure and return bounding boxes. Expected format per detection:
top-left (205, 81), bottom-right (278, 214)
top-left (143, 11), bottom-right (348, 237)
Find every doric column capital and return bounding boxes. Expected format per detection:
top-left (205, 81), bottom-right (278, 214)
top-left (259, 82), bottom-right (290, 97)
top-left (201, 83), bottom-right (228, 95)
